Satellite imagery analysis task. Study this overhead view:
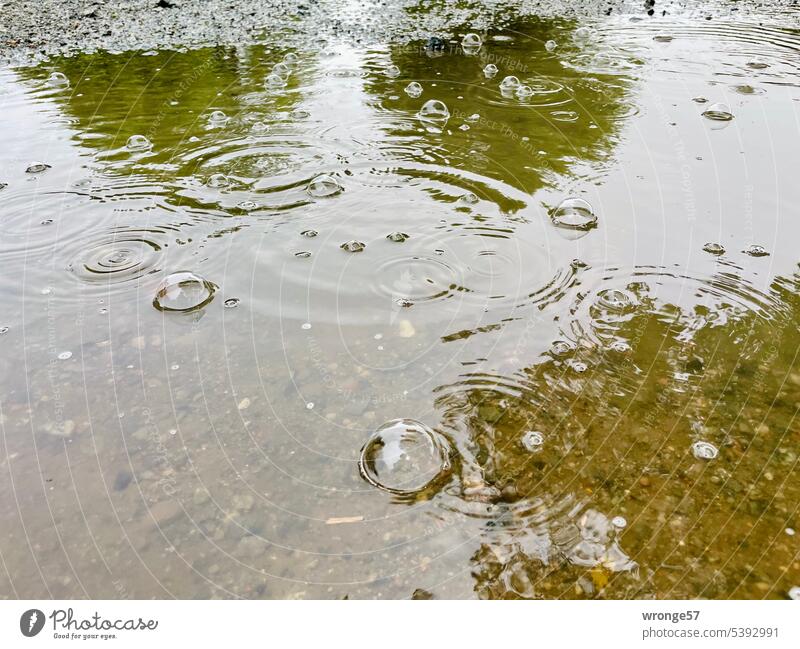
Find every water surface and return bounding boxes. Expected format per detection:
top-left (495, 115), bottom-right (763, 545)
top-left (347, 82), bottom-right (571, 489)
top-left (1, 11), bottom-right (800, 599)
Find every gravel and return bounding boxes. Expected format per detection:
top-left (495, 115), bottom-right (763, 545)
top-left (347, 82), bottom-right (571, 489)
top-left (0, 0), bottom-right (796, 66)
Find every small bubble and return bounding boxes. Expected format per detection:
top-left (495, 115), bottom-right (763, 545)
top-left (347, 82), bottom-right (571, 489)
top-left (461, 33), bottom-right (483, 48)
top-left (58, 351), bottom-right (72, 361)
top-left (692, 96), bottom-right (708, 104)
top-left (251, 121), bottom-right (270, 133)
top-left (550, 197), bottom-right (598, 231)
top-left (306, 402), bottom-right (315, 410)
top-left (571, 361), bottom-right (588, 373)
top-left (386, 232), bottom-right (409, 242)
top-left (283, 52), bottom-right (298, 65)
top-left (483, 64), bottom-right (499, 78)
top-left (126, 134), bottom-right (152, 151)
top-left (573, 26), bottom-right (593, 43)
top-left (46, 71), bottom-right (69, 87)
top-left (550, 340), bottom-right (574, 356)
top-left (417, 99), bottom-right (450, 132)
top-left (404, 82), bottom-right (423, 98)
top-left (207, 173), bottom-right (230, 188)
top-left (272, 62), bottom-right (292, 80)
top-left (208, 110), bottom-right (228, 124)
top-left (224, 297), bottom-right (240, 308)
top-left (545, 40), bottom-right (557, 51)
top-left (653, 34), bottom-right (674, 43)
top-left (307, 174), bottom-right (343, 198)
top-left (385, 65), bottom-right (401, 78)
top-left (789, 586), bottom-right (800, 600)
top-left (301, 322), bottom-right (312, 330)
top-left (171, 364), bottom-right (180, 371)
top-left (340, 240), bottom-right (366, 253)
top-left (499, 76), bottom-right (520, 93)
top-left (609, 340), bottom-right (631, 353)
top-left (702, 103), bottom-right (734, 122)
top-left (301, 229), bottom-right (318, 237)
top-left (521, 430), bottom-right (544, 452)
top-left (692, 441), bottom-right (719, 460)
top-left (237, 200), bottom-right (258, 211)
top-left (26, 161), bottom-right (51, 174)
top-left (295, 251), bottom-right (312, 258)
top-left (703, 242), bottom-right (726, 255)
top-left (516, 85), bottom-right (533, 99)
top-left (153, 271), bottom-right (217, 313)
top-left (265, 73), bottom-right (287, 88)
top-left (0, 326), bottom-right (8, 334)
top-left (612, 516), bottom-right (627, 529)
top-left (359, 418), bottom-right (451, 496)
top-left (747, 57), bottom-right (769, 70)
top-left (457, 192), bottom-right (479, 206)
top-left (744, 244), bottom-right (770, 257)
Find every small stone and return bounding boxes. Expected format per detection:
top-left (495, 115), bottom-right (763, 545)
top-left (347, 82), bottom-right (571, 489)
top-left (398, 319), bottom-right (415, 338)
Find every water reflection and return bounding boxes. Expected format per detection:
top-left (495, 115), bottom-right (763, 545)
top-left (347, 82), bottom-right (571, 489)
top-left (1, 13), bottom-right (799, 599)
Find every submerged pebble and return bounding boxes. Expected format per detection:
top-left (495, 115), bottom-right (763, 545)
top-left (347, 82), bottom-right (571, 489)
top-left (358, 418), bottom-right (451, 496)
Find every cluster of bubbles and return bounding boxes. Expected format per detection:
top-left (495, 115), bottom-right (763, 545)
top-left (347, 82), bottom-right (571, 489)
top-left (265, 52), bottom-right (298, 88)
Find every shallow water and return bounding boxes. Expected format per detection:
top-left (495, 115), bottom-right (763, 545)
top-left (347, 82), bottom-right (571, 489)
top-left (1, 10), bottom-right (800, 599)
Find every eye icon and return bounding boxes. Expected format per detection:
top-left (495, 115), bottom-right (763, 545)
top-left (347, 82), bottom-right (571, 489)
top-left (20, 609), bottom-right (45, 637)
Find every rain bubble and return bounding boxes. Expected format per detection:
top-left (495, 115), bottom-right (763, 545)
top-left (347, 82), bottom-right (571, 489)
top-left (747, 57), bottom-right (769, 70)
top-left (550, 197), bottom-right (598, 231)
top-left (224, 297), bottom-right (240, 308)
top-left (703, 242), bottom-right (726, 255)
top-left (483, 64), bottom-right (498, 78)
top-left (265, 73), bottom-right (287, 88)
top-left (208, 110), bottom-right (228, 124)
top-left (692, 441), bottom-right (719, 460)
top-left (653, 34), bottom-right (674, 43)
top-left (57, 351), bottom-right (72, 361)
top-left (692, 96), bottom-right (708, 104)
top-left (744, 244), bottom-right (770, 257)
top-left (597, 288), bottom-right (635, 312)
top-left (574, 26), bottom-right (593, 43)
top-left (789, 586), bottom-right (800, 600)
top-left (283, 52), bottom-right (298, 65)
top-left (386, 232), bottom-right (409, 242)
top-left (358, 418), bottom-right (452, 497)
top-left (126, 134), bottom-right (152, 151)
top-left (461, 33), bottom-right (482, 54)
top-left (545, 40), bottom-right (557, 51)
top-left (417, 99), bottom-right (450, 132)
top-left (307, 174), bottom-right (343, 198)
top-left (301, 229), bottom-right (318, 237)
top-left (499, 76), bottom-right (520, 93)
top-left (571, 361), bottom-right (588, 373)
top-left (237, 200), bottom-right (258, 211)
top-left (457, 192), bottom-right (479, 206)
top-left (207, 173), bottom-right (230, 188)
top-left (385, 65), bottom-right (401, 78)
top-left (26, 161), bottom-right (51, 174)
top-left (609, 340), bottom-right (631, 353)
top-left (295, 251), bottom-right (312, 258)
top-left (521, 430), bottom-right (544, 452)
top-left (702, 103), bottom-right (734, 121)
top-left (516, 85), bottom-right (533, 99)
top-left (404, 82), bottom-right (423, 98)
top-left (47, 71), bottom-right (69, 87)
top-left (340, 240), bottom-right (365, 253)
top-left (153, 271), bottom-right (217, 313)
top-left (0, 182), bottom-right (7, 191)
top-left (550, 340), bottom-right (574, 356)
top-left (612, 516), bottom-right (627, 529)
top-left (0, 326), bottom-right (8, 334)
top-left (272, 62), bottom-right (291, 80)
top-left (251, 121), bottom-right (269, 133)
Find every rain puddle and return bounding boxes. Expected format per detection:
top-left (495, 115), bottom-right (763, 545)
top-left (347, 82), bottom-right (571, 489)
top-left (1, 7), bottom-right (799, 599)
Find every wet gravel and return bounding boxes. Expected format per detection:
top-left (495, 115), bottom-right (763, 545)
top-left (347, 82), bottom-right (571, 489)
top-left (2, 0), bottom-right (795, 66)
